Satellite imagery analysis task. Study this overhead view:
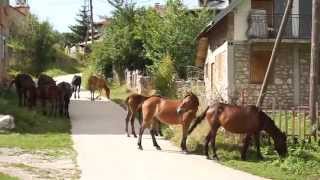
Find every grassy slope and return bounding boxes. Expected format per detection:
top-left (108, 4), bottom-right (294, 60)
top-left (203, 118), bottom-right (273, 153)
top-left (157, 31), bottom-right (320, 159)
top-left (0, 173), bottom-right (18, 180)
top-left (0, 91), bottom-right (73, 153)
top-left (44, 50), bottom-right (84, 77)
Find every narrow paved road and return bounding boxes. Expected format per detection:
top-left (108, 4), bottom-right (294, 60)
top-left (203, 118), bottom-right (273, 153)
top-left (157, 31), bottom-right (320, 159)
top-left (56, 75), bottom-right (265, 180)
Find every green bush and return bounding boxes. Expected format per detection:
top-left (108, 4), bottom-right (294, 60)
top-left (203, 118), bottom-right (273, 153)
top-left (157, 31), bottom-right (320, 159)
top-left (151, 55), bottom-right (177, 97)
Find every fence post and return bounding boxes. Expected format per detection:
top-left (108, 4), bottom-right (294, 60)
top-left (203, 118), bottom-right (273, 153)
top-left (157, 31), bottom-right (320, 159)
top-left (285, 110), bottom-right (288, 134)
top-left (298, 107), bottom-right (301, 139)
top-left (303, 111), bottom-right (306, 140)
top-left (279, 103), bottom-right (282, 131)
top-left (316, 102), bottom-right (319, 141)
top-left (292, 110), bottom-right (296, 143)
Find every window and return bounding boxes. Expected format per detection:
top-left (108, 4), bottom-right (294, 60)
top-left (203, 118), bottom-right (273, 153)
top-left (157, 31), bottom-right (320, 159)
top-left (250, 50), bottom-right (271, 83)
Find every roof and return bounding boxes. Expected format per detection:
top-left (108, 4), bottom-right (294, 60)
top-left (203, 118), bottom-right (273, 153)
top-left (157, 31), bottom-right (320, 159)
top-left (197, 0), bottom-right (242, 38)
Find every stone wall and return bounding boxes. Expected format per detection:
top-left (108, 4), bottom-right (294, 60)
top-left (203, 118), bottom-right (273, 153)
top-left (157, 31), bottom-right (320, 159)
top-left (175, 79), bottom-right (208, 111)
top-left (232, 42), bottom-right (317, 109)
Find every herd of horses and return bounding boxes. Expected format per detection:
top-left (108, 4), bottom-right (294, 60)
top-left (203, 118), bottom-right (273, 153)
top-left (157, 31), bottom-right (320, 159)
top-left (7, 73), bottom-right (110, 118)
top-left (125, 93), bottom-right (288, 160)
top-left (7, 73), bottom-right (288, 160)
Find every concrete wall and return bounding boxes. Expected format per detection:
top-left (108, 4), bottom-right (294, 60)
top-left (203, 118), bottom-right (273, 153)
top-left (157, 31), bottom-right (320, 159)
top-left (233, 0), bottom-right (251, 41)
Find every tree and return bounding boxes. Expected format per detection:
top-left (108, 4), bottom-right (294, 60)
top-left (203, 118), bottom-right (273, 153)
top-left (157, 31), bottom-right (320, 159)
top-left (69, 6), bottom-right (90, 44)
top-left (9, 15), bottom-right (61, 76)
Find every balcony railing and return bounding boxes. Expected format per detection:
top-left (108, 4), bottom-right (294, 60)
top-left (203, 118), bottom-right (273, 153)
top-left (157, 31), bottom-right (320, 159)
top-left (247, 12), bottom-right (311, 39)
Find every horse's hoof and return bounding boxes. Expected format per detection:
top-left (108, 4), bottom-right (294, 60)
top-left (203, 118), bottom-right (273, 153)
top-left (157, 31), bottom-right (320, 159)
top-left (257, 155), bottom-right (264, 160)
top-left (181, 150), bottom-right (189, 154)
top-left (138, 146), bottom-right (143, 150)
top-left (133, 135), bottom-right (137, 138)
top-left (206, 156), bottom-right (211, 160)
top-left (212, 156), bottom-right (219, 161)
top-left (127, 134), bottom-right (130, 138)
top-left (155, 146), bottom-right (162, 150)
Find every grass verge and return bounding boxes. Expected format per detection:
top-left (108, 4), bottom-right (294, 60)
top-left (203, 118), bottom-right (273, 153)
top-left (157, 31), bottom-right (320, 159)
top-left (0, 90), bottom-right (73, 154)
top-left (109, 83), bottom-right (132, 108)
top-left (164, 122), bottom-right (320, 180)
top-left (0, 173), bottom-right (18, 180)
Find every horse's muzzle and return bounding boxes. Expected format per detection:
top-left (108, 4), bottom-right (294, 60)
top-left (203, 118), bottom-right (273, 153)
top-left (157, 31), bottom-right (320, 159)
top-left (177, 107), bottom-right (183, 114)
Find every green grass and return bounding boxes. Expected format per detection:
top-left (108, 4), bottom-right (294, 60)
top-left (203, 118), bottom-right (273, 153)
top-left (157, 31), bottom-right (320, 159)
top-left (165, 122), bottom-right (320, 180)
top-left (0, 90), bottom-right (73, 153)
top-left (109, 83), bottom-right (132, 108)
top-left (0, 173), bottom-right (18, 180)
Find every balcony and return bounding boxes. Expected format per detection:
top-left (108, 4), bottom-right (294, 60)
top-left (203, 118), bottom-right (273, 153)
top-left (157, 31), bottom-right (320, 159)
top-left (247, 10), bottom-right (311, 40)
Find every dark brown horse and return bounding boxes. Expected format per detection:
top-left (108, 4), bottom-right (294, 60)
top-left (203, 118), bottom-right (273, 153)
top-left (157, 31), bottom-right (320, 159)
top-left (37, 74), bottom-right (56, 114)
top-left (9, 73), bottom-right (37, 108)
top-left (71, 75), bottom-right (81, 99)
top-left (38, 74), bottom-right (56, 87)
top-left (88, 75), bottom-right (110, 101)
top-left (58, 82), bottom-right (73, 118)
top-left (188, 103), bottom-right (288, 160)
top-left (125, 93), bottom-right (163, 138)
top-left (46, 85), bottom-right (63, 116)
top-left (138, 92), bottom-right (199, 153)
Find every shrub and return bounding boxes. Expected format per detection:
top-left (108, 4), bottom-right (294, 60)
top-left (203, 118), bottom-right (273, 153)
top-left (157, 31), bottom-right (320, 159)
top-left (151, 55), bottom-right (177, 97)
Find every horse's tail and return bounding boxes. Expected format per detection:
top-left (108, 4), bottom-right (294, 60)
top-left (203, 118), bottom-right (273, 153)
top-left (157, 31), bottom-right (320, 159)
top-left (188, 106), bottom-right (209, 135)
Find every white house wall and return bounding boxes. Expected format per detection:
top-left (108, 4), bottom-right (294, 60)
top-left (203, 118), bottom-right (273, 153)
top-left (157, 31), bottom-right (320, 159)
top-left (204, 41), bottom-right (229, 102)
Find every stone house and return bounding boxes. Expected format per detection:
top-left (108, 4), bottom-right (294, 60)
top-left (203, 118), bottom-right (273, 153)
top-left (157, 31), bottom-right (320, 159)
top-left (198, 0), bottom-right (313, 109)
top-left (0, 0), bottom-right (29, 86)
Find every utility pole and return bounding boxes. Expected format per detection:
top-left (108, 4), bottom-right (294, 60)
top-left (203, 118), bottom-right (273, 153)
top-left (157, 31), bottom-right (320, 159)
top-left (89, 0), bottom-right (94, 44)
top-left (310, 0), bottom-right (320, 130)
top-left (256, 0), bottom-right (293, 107)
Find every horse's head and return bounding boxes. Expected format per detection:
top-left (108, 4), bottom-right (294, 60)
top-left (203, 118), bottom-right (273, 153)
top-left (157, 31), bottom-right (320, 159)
top-left (274, 131), bottom-right (288, 157)
top-left (177, 92), bottom-right (199, 114)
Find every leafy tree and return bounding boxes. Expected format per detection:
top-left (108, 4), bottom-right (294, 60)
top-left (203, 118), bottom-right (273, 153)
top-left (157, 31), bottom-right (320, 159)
top-left (9, 15), bottom-right (62, 75)
top-left (69, 6), bottom-right (90, 44)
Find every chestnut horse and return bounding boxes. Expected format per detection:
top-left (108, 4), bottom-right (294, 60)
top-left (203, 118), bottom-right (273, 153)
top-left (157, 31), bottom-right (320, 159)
top-left (9, 73), bottom-right (37, 108)
top-left (125, 93), bottom-right (163, 137)
top-left (188, 103), bottom-right (288, 160)
top-left (88, 75), bottom-right (110, 101)
top-left (138, 92), bottom-right (199, 153)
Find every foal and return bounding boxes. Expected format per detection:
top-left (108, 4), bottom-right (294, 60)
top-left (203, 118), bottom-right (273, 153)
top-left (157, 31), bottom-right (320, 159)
top-left (188, 103), bottom-right (288, 160)
top-left (137, 92), bottom-right (199, 153)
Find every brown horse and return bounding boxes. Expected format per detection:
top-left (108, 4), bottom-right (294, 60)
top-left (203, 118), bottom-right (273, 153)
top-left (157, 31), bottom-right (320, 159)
top-left (37, 74), bottom-right (56, 114)
top-left (38, 74), bottom-right (56, 87)
top-left (46, 85), bottom-right (63, 116)
top-left (9, 73), bottom-right (37, 108)
top-left (88, 75), bottom-right (110, 101)
top-left (137, 92), bottom-right (199, 153)
top-left (58, 82), bottom-right (73, 118)
top-left (125, 93), bottom-right (163, 138)
top-left (188, 103), bottom-right (288, 160)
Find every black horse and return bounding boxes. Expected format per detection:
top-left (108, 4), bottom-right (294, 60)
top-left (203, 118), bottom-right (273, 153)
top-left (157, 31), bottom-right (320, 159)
top-left (71, 75), bottom-right (81, 99)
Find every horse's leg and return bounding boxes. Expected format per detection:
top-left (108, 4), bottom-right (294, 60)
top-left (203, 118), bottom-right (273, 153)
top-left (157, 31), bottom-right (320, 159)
top-left (125, 109), bottom-right (131, 137)
top-left (241, 134), bottom-right (252, 161)
top-left (204, 130), bottom-right (212, 159)
top-left (73, 87), bottom-right (76, 99)
top-left (181, 119), bottom-right (192, 154)
top-left (210, 123), bottom-right (220, 160)
top-left (137, 122), bottom-right (147, 150)
top-left (78, 86), bottom-right (80, 99)
top-left (150, 127), bottom-right (161, 150)
top-left (130, 111), bottom-right (137, 138)
top-left (254, 132), bottom-right (263, 159)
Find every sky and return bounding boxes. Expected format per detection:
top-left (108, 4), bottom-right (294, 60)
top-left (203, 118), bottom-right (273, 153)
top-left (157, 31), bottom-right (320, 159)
top-left (10, 0), bottom-right (198, 32)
